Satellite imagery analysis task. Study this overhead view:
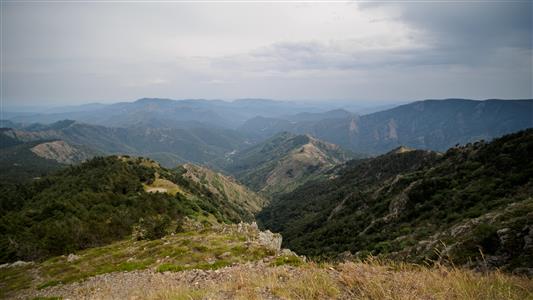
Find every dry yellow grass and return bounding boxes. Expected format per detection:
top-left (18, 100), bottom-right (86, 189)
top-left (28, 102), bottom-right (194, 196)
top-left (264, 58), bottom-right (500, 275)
top-left (146, 264), bottom-right (340, 300)
top-left (337, 258), bottom-right (532, 300)
top-left (144, 176), bottom-right (184, 196)
top-left (145, 260), bottom-right (532, 300)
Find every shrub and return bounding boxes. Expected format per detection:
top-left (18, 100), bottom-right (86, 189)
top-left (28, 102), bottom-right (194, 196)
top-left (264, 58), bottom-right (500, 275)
top-left (132, 215), bottom-right (171, 240)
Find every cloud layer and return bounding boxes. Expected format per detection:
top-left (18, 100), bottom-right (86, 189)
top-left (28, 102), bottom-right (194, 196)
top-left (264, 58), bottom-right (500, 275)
top-left (2, 1), bottom-right (532, 105)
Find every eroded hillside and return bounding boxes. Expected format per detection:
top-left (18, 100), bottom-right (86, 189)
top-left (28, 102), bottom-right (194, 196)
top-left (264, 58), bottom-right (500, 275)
top-left (222, 132), bottom-right (356, 196)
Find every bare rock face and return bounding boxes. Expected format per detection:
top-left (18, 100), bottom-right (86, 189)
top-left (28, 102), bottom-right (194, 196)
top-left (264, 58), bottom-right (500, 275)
top-left (179, 220), bottom-right (285, 253)
top-left (30, 140), bottom-right (92, 164)
top-left (280, 248), bottom-right (298, 257)
top-left (220, 222), bottom-right (283, 252)
top-left (0, 260), bottom-right (33, 268)
top-left (258, 230), bottom-right (282, 252)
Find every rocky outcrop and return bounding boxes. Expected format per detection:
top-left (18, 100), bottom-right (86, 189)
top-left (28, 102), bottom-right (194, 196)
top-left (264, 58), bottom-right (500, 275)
top-left (30, 140), bottom-right (92, 164)
top-left (212, 222), bottom-right (284, 253)
top-left (258, 230), bottom-right (282, 252)
top-left (0, 260), bottom-right (34, 268)
top-left (67, 254), bottom-right (80, 263)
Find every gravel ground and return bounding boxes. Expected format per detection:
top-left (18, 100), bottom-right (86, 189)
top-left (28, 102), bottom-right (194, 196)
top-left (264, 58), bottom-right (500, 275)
top-left (16, 261), bottom-right (301, 300)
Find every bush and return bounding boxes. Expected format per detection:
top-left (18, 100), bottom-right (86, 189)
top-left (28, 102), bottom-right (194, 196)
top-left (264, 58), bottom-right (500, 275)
top-left (132, 215), bottom-right (171, 241)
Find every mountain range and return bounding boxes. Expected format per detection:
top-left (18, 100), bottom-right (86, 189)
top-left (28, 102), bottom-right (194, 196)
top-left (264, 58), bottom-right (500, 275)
top-left (3, 99), bottom-right (532, 172)
top-left (6, 98), bottom-right (328, 129)
top-left (1, 98), bottom-right (533, 298)
top-left (241, 99), bottom-right (533, 154)
top-left (1, 120), bottom-right (246, 168)
top-left (1, 98), bottom-right (532, 269)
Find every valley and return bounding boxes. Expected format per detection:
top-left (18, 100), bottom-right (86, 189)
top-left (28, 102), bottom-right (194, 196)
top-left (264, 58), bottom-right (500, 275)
top-left (1, 98), bottom-right (533, 299)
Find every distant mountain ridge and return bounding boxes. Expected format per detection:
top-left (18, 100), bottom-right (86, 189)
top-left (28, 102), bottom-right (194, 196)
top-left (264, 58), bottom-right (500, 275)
top-left (1, 120), bottom-right (247, 168)
top-left (7, 98), bottom-right (328, 129)
top-left (4, 98), bottom-right (531, 176)
top-left (240, 99), bottom-right (533, 154)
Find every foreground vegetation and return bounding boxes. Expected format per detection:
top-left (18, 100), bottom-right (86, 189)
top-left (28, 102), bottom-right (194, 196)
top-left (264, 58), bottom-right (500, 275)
top-left (2, 223), bottom-right (531, 299)
top-left (0, 225), bottom-right (279, 298)
top-left (4, 252), bottom-right (531, 299)
top-left (148, 260), bottom-right (532, 300)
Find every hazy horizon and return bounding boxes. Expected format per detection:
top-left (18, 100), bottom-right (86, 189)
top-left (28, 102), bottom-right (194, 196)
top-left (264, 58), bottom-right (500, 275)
top-left (2, 1), bottom-right (532, 107)
top-left (4, 97), bottom-right (533, 114)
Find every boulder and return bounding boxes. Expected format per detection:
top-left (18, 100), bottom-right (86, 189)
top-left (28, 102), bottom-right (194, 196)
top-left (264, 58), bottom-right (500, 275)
top-left (0, 260), bottom-right (34, 268)
top-left (67, 253), bottom-right (81, 262)
top-left (258, 230), bottom-right (282, 252)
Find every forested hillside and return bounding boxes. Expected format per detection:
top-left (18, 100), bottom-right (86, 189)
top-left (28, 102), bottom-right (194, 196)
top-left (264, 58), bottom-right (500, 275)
top-left (258, 129), bottom-right (533, 274)
top-left (0, 140), bottom-right (65, 183)
top-left (0, 156), bottom-right (265, 263)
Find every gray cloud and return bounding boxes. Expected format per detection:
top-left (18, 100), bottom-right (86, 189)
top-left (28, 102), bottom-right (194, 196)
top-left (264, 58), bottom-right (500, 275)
top-left (1, 2), bottom-right (531, 105)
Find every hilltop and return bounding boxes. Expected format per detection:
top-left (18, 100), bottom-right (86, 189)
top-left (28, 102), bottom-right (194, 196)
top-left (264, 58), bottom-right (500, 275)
top-left (221, 132), bottom-right (356, 196)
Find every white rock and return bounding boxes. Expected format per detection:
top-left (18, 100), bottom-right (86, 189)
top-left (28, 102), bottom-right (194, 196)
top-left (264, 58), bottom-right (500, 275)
top-left (67, 253), bottom-right (81, 262)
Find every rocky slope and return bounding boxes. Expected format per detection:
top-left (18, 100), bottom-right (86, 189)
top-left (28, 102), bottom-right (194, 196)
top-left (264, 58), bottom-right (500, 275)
top-left (0, 134), bottom-right (98, 183)
top-left (30, 140), bottom-right (94, 164)
top-left (180, 164), bottom-right (267, 217)
top-left (221, 132), bottom-right (355, 196)
top-left (1, 222), bottom-right (287, 299)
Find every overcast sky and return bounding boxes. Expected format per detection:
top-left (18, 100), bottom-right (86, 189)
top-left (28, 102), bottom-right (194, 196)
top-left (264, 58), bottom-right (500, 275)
top-left (1, 1), bottom-right (532, 106)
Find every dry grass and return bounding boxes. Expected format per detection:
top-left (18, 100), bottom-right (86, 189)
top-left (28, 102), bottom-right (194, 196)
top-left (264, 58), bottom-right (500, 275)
top-left (1, 229), bottom-right (274, 298)
top-left (146, 259), bottom-right (532, 300)
top-left (144, 177), bottom-right (184, 195)
top-left (337, 258), bottom-right (533, 300)
top-left (147, 264), bottom-right (339, 300)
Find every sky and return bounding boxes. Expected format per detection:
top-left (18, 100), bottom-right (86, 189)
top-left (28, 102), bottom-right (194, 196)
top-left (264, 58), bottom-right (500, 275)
top-left (1, 1), bottom-right (532, 106)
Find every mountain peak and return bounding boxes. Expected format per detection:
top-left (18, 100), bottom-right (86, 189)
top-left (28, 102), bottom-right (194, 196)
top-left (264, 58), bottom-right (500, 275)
top-left (134, 98), bottom-right (176, 105)
top-left (223, 132), bottom-right (353, 195)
